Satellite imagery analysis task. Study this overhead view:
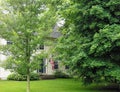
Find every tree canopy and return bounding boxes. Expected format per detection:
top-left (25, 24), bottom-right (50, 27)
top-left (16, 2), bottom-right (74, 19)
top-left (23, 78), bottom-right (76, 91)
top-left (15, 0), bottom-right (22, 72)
top-left (55, 0), bottom-right (120, 85)
top-left (0, 0), bottom-right (57, 92)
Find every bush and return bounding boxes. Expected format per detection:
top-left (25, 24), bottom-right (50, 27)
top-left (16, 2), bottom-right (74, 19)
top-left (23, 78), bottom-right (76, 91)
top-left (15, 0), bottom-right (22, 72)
top-left (30, 72), bottom-right (40, 80)
top-left (7, 72), bottom-right (40, 81)
top-left (7, 73), bottom-right (25, 81)
top-left (54, 70), bottom-right (70, 78)
top-left (40, 75), bottom-right (55, 80)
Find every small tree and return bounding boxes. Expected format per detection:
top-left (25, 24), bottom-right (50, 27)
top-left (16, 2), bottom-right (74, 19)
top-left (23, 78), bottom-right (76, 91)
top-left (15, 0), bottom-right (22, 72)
top-left (0, 0), bottom-right (56, 92)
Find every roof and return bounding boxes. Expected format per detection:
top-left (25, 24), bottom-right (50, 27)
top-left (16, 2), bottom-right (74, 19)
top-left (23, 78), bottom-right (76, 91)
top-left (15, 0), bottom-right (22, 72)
top-left (50, 24), bottom-right (61, 38)
top-left (50, 31), bottom-right (61, 38)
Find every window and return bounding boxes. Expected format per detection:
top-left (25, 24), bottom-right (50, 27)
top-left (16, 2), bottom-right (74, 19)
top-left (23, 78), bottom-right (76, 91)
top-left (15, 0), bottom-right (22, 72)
top-left (7, 41), bottom-right (12, 44)
top-left (65, 65), bottom-right (69, 69)
top-left (54, 61), bottom-right (58, 69)
top-left (38, 59), bottom-right (46, 73)
top-left (39, 45), bottom-right (44, 50)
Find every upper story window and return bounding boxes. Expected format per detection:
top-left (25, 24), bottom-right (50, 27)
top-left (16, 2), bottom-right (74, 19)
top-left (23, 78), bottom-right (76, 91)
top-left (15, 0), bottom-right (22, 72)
top-left (7, 41), bottom-right (12, 44)
top-left (39, 45), bottom-right (44, 50)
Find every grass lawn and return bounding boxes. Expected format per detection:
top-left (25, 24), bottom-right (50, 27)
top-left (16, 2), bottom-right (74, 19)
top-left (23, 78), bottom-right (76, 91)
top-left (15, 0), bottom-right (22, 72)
top-left (0, 79), bottom-right (118, 92)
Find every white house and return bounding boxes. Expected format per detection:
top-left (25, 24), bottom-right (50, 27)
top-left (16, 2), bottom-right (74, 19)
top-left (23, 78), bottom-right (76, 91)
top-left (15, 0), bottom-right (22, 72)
top-left (0, 38), bottom-right (67, 79)
top-left (34, 24), bottom-right (67, 75)
top-left (0, 20), bottom-right (67, 79)
top-left (0, 38), bottom-right (11, 80)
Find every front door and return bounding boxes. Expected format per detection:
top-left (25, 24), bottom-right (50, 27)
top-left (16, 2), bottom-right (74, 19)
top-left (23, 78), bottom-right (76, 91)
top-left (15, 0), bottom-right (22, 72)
top-left (38, 59), bottom-right (46, 73)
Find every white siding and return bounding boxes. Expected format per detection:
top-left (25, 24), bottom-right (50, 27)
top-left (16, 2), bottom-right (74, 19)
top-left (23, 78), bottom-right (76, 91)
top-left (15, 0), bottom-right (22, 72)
top-left (0, 67), bottom-right (11, 80)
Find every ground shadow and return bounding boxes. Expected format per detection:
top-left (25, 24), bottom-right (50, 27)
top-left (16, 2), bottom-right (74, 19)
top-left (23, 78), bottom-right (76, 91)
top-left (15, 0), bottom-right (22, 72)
top-left (97, 84), bottom-right (120, 92)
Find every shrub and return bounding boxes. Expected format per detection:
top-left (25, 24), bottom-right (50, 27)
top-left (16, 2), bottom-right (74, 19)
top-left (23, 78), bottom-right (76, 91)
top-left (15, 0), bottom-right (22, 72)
top-left (7, 73), bottom-right (17, 80)
top-left (54, 70), bottom-right (70, 78)
top-left (7, 72), bottom-right (39, 81)
top-left (40, 75), bottom-right (55, 80)
top-left (30, 72), bottom-right (40, 80)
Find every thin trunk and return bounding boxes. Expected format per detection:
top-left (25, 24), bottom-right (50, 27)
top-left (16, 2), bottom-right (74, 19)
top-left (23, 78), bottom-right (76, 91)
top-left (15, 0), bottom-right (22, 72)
top-left (27, 68), bottom-right (30, 92)
top-left (118, 84), bottom-right (120, 91)
top-left (25, 35), bottom-right (31, 92)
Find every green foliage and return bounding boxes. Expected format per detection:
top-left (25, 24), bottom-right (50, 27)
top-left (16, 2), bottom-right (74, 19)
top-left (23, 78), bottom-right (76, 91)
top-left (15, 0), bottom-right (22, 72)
top-left (0, 0), bottom-right (56, 75)
top-left (90, 24), bottom-right (120, 56)
top-left (30, 72), bottom-right (40, 80)
top-left (7, 72), bottom-right (39, 81)
top-left (55, 0), bottom-right (120, 85)
top-left (54, 70), bottom-right (70, 78)
top-left (40, 75), bottom-right (55, 79)
top-left (7, 73), bottom-right (26, 81)
top-left (0, 0), bottom-right (57, 92)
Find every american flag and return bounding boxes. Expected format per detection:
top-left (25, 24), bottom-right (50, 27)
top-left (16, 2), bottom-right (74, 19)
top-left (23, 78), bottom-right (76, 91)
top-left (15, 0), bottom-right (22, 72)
top-left (50, 58), bottom-right (54, 70)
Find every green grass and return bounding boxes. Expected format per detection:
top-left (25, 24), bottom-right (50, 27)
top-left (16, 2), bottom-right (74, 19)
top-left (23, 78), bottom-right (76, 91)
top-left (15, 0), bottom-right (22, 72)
top-left (0, 79), bottom-right (118, 92)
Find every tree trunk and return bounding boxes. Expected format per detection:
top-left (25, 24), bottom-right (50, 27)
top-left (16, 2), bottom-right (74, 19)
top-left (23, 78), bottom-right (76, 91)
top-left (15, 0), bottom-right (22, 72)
top-left (25, 35), bottom-right (31, 92)
top-left (27, 68), bottom-right (30, 92)
top-left (118, 84), bottom-right (120, 91)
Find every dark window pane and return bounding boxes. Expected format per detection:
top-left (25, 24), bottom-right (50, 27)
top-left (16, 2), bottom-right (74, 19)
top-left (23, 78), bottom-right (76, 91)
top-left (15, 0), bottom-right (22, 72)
top-left (7, 41), bottom-right (12, 44)
top-left (54, 62), bottom-right (58, 69)
top-left (65, 65), bottom-right (69, 69)
top-left (38, 59), bottom-right (46, 73)
top-left (39, 45), bottom-right (44, 50)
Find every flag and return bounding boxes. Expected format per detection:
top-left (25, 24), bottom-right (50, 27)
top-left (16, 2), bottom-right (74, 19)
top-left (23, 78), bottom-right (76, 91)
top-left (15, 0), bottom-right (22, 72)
top-left (50, 58), bottom-right (54, 70)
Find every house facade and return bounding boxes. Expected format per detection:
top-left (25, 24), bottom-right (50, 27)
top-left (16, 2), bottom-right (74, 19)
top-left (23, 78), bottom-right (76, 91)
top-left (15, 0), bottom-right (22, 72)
top-left (35, 29), bottom-right (68, 75)
top-left (0, 24), bottom-right (68, 79)
top-left (0, 45), bottom-right (67, 79)
top-left (0, 38), bottom-right (11, 80)
top-left (37, 46), bottom-right (68, 75)
top-left (36, 23), bottom-right (67, 75)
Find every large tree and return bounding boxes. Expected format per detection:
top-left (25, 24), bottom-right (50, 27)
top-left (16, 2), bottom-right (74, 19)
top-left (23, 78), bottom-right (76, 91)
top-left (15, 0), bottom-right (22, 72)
top-left (0, 0), bottom-right (56, 92)
top-left (55, 0), bottom-right (120, 85)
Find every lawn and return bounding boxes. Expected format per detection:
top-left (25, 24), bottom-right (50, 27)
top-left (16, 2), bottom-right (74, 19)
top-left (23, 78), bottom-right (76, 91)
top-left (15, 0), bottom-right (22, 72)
top-left (0, 79), bottom-right (118, 92)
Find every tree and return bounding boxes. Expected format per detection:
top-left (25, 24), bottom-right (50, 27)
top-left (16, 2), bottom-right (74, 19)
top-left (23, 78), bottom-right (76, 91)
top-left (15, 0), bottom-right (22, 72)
top-left (0, 0), bottom-right (56, 92)
top-left (55, 0), bottom-right (120, 85)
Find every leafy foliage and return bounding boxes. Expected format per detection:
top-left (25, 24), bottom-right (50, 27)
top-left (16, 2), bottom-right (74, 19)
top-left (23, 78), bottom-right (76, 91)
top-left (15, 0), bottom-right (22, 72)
top-left (55, 0), bottom-right (120, 85)
top-left (7, 72), bottom-right (39, 81)
top-left (54, 70), bottom-right (70, 78)
top-left (0, 0), bottom-right (56, 92)
top-left (0, 0), bottom-right (56, 75)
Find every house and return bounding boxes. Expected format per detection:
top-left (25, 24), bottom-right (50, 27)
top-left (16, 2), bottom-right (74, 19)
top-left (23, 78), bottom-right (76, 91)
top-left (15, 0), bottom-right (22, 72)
top-left (0, 20), bottom-right (68, 79)
top-left (35, 23), bottom-right (68, 75)
top-left (0, 38), bottom-right (11, 80)
top-left (37, 45), bottom-right (68, 75)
